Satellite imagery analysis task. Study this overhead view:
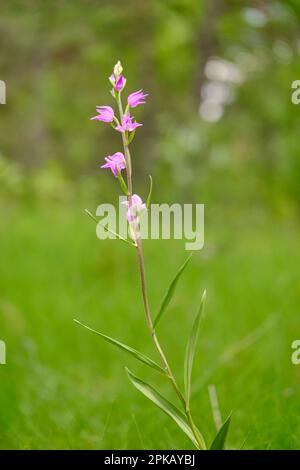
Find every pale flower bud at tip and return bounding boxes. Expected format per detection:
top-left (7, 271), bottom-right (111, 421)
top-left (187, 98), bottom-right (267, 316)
top-left (114, 60), bottom-right (123, 78)
top-left (109, 73), bottom-right (115, 86)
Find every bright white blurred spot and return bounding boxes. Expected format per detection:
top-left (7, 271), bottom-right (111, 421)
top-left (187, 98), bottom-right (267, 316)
top-left (205, 58), bottom-right (244, 84)
top-left (242, 7), bottom-right (268, 27)
top-left (202, 81), bottom-right (233, 105)
top-left (199, 101), bottom-right (223, 122)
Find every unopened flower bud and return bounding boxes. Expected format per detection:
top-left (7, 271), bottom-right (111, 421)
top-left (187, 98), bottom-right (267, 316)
top-left (109, 73), bottom-right (116, 86)
top-left (113, 60), bottom-right (123, 78)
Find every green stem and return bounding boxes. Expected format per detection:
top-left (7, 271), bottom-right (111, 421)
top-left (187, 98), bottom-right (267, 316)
top-left (116, 91), bottom-right (205, 450)
top-left (186, 408), bottom-right (207, 450)
top-left (117, 92), bottom-right (132, 196)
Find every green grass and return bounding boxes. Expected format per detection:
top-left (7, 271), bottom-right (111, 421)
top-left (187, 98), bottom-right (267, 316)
top-left (0, 201), bottom-right (299, 449)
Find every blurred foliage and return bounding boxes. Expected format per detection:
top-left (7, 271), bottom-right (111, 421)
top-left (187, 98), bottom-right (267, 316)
top-left (0, 0), bottom-right (300, 216)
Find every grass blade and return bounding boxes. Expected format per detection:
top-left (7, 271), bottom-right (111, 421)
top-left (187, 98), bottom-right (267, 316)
top-left (126, 368), bottom-right (200, 449)
top-left (210, 413), bottom-right (232, 450)
top-left (153, 253), bottom-right (193, 328)
top-left (74, 319), bottom-right (165, 374)
top-left (184, 289), bottom-right (206, 405)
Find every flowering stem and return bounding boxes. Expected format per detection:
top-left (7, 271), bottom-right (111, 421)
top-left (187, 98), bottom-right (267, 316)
top-left (116, 92), bottom-right (205, 450)
top-left (117, 92), bottom-right (132, 196)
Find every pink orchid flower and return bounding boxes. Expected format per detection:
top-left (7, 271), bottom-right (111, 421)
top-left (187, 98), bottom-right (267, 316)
top-left (115, 74), bottom-right (126, 92)
top-left (109, 73), bottom-right (126, 92)
top-left (91, 106), bottom-right (114, 123)
top-left (122, 194), bottom-right (147, 222)
top-left (127, 89), bottom-right (148, 108)
top-left (101, 152), bottom-right (126, 177)
top-left (115, 113), bottom-right (142, 133)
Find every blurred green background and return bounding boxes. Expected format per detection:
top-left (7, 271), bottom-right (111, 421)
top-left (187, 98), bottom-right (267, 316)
top-left (0, 0), bottom-right (300, 449)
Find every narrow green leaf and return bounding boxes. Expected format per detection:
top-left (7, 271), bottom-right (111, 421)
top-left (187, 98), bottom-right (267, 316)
top-left (117, 171), bottom-right (129, 195)
top-left (210, 413), bottom-right (232, 450)
top-left (146, 175), bottom-right (153, 209)
top-left (126, 368), bottom-right (200, 449)
top-left (153, 253), bottom-right (193, 328)
top-left (184, 289), bottom-right (206, 405)
top-left (74, 319), bottom-right (165, 374)
top-left (84, 208), bottom-right (98, 224)
top-left (128, 129), bottom-right (136, 144)
top-left (84, 209), bottom-right (136, 247)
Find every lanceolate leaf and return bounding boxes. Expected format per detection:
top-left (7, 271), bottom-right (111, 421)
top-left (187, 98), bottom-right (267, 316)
top-left (153, 254), bottom-right (193, 328)
top-left (74, 319), bottom-right (165, 374)
top-left (184, 290), bottom-right (206, 405)
top-left (117, 171), bottom-right (129, 195)
top-left (126, 368), bottom-right (200, 449)
top-left (84, 209), bottom-right (135, 247)
top-left (128, 129), bottom-right (136, 144)
top-left (210, 413), bottom-right (232, 450)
